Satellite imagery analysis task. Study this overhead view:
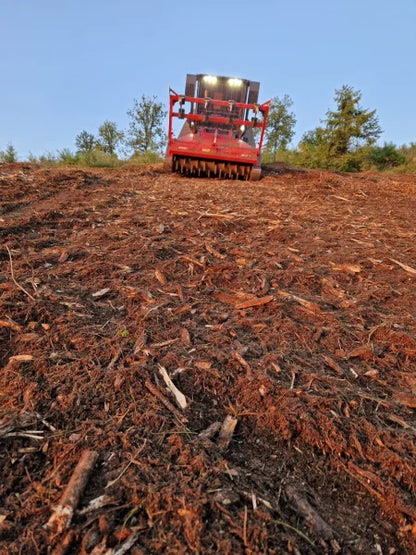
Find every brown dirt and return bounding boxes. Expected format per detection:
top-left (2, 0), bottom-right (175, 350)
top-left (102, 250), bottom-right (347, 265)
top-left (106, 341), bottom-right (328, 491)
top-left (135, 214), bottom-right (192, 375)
top-left (1, 162), bottom-right (416, 554)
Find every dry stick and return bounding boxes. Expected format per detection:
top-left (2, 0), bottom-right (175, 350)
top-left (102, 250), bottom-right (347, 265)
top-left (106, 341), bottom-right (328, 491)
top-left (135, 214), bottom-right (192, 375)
top-left (5, 245), bottom-right (36, 302)
top-left (285, 485), bottom-right (334, 540)
top-left (145, 380), bottom-right (188, 423)
top-left (390, 258), bottom-right (416, 276)
top-left (158, 364), bottom-right (187, 410)
top-left (45, 450), bottom-right (99, 533)
top-left (107, 348), bottom-right (123, 371)
top-left (235, 295), bottom-right (274, 309)
top-left (243, 505), bottom-right (248, 547)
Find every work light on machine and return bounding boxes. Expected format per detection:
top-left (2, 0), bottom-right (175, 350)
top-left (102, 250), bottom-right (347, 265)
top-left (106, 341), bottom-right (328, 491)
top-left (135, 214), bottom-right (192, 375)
top-left (203, 75), bottom-right (218, 85)
top-left (227, 78), bottom-right (243, 87)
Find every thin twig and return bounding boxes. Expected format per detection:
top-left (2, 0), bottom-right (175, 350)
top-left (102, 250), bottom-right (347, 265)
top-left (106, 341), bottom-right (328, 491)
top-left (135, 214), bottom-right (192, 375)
top-left (243, 505), bottom-right (248, 547)
top-left (6, 245), bottom-right (36, 302)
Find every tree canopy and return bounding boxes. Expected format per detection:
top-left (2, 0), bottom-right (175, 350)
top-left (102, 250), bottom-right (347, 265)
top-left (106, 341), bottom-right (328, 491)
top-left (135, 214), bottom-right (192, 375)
top-left (97, 121), bottom-right (124, 156)
top-left (75, 130), bottom-right (96, 153)
top-left (265, 95), bottom-right (296, 155)
top-left (126, 95), bottom-right (166, 154)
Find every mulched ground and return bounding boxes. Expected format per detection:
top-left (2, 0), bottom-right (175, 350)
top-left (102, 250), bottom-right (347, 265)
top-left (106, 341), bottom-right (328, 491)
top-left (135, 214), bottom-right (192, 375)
top-left (1, 162), bottom-right (415, 554)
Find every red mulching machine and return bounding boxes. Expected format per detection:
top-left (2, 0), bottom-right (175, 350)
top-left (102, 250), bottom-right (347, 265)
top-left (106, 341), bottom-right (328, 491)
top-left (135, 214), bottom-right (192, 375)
top-left (165, 74), bottom-right (270, 181)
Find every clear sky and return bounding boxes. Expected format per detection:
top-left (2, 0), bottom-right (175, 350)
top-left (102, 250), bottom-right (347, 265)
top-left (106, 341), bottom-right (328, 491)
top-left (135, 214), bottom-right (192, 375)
top-left (1, 0), bottom-right (416, 158)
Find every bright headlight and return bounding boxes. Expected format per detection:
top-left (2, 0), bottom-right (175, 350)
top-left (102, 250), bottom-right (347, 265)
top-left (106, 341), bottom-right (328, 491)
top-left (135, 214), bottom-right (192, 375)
top-left (227, 78), bottom-right (243, 87)
top-left (239, 125), bottom-right (246, 133)
top-left (203, 75), bottom-right (218, 85)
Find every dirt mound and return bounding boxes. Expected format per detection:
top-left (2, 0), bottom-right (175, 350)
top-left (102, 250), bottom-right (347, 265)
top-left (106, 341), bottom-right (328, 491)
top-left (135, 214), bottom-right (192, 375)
top-left (1, 164), bottom-right (416, 554)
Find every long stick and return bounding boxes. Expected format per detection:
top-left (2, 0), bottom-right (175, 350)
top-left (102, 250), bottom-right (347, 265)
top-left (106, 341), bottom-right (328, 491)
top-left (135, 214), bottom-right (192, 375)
top-left (6, 245), bottom-right (36, 302)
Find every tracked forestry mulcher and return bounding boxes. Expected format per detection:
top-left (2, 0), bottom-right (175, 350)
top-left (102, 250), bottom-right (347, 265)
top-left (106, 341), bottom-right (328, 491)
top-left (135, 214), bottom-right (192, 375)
top-left (165, 74), bottom-right (270, 181)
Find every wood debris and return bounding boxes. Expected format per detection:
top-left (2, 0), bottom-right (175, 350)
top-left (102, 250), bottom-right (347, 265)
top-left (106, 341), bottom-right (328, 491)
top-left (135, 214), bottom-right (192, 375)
top-left (7, 354), bottom-right (34, 364)
top-left (45, 450), bottom-right (99, 533)
top-left (285, 485), bottom-right (334, 539)
top-left (198, 421), bottom-right (222, 440)
top-left (158, 364), bottom-right (187, 410)
top-left (154, 269), bottom-right (167, 285)
top-left (235, 295), bottom-right (274, 310)
top-left (92, 288), bottom-right (111, 299)
top-left (145, 380), bottom-right (188, 422)
top-left (332, 264), bottom-right (361, 275)
top-left (0, 319), bottom-right (22, 332)
top-left (217, 415), bottom-right (238, 450)
top-left (2, 164), bottom-right (416, 553)
top-left (390, 258), bottom-right (416, 276)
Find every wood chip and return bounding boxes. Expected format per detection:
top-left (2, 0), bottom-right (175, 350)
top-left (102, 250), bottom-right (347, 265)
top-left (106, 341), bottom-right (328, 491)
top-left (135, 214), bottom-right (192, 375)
top-left (92, 288), bottom-right (111, 299)
top-left (198, 212), bottom-right (237, 220)
top-left (390, 258), bottom-right (416, 276)
top-left (180, 328), bottom-right (191, 346)
top-left (205, 243), bottom-right (225, 259)
top-left (158, 364), bottom-right (187, 410)
top-left (214, 291), bottom-right (254, 306)
top-left (154, 269), bottom-right (166, 285)
top-left (198, 421), bottom-right (222, 440)
top-left (332, 264), bottom-right (361, 275)
top-left (277, 290), bottom-right (321, 312)
top-left (217, 415), bottom-right (238, 450)
top-left (393, 393), bottom-right (416, 408)
top-left (8, 354), bottom-right (34, 364)
top-left (323, 355), bottom-right (342, 374)
top-left (386, 414), bottom-right (414, 430)
top-left (235, 295), bottom-right (274, 310)
top-left (0, 320), bottom-right (22, 332)
top-left (231, 350), bottom-right (252, 377)
top-left (347, 345), bottom-right (373, 359)
top-left (194, 361), bottom-right (211, 370)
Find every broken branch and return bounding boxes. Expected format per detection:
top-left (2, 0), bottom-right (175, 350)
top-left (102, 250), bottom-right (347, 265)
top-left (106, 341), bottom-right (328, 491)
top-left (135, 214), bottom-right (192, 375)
top-left (45, 450), bottom-right (99, 533)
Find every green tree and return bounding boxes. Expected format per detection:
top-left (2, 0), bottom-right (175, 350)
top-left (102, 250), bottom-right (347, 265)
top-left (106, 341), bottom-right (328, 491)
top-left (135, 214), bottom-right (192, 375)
top-left (324, 85), bottom-right (382, 156)
top-left (126, 95), bottom-right (166, 154)
top-left (298, 85), bottom-right (382, 171)
top-left (298, 127), bottom-right (331, 168)
top-left (0, 143), bottom-right (18, 163)
top-left (75, 130), bottom-right (96, 153)
top-left (97, 121), bottom-right (124, 156)
top-left (265, 95), bottom-right (296, 157)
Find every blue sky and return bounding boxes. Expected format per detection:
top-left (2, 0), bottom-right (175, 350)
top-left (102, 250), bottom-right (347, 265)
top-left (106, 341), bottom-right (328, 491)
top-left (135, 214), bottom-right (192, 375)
top-left (1, 0), bottom-right (416, 158)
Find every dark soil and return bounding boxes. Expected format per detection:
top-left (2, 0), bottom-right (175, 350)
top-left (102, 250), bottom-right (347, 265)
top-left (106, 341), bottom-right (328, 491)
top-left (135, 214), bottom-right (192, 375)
top-left (1, 162), bottom-right (416, 554)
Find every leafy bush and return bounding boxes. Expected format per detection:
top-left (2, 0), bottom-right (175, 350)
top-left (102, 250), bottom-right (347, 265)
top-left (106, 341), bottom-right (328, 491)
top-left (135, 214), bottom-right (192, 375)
top-left (57, 148), bottom-right (80, 166)
top-left (126, 151), bottom-right (163, 165)
top-left (367, 143), bottom-right (405, 170)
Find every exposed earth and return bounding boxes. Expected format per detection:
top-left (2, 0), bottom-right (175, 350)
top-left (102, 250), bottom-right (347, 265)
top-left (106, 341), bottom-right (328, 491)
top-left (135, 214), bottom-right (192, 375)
top-left (1, 162), bottom-right (416, 554)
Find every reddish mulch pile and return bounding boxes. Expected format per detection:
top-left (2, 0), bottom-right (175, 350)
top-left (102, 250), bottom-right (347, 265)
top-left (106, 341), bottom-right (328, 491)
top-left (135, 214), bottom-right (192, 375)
top-left (1, 162), bottom-right (416, 554)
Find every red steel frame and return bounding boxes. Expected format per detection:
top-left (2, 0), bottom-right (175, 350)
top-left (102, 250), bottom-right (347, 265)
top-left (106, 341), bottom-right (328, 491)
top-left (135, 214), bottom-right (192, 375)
top-left (166, 88), bottom-right (270, 167)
